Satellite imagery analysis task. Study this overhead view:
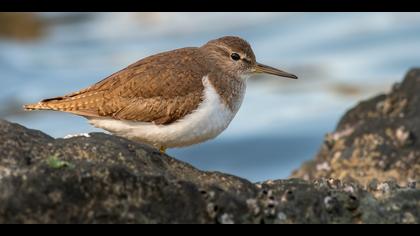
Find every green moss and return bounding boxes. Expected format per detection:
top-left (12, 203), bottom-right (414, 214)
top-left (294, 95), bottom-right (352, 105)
top-left (46, 154), bottom-right (75, 169)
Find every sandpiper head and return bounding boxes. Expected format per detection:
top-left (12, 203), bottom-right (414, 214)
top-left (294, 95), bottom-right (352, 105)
top-left (202, 36), bottom-right (298, 79)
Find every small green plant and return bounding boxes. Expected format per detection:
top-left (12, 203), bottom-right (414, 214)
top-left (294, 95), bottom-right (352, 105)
top-left (46, 154), bottom-right (75, 169)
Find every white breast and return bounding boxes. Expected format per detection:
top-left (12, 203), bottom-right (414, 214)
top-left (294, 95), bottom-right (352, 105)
top-left (88, 76), bottom-right (246, 148)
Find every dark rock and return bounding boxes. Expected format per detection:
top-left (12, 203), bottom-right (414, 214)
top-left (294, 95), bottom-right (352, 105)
top-left (0, 119), bottom-right (419, 223)
top-left (292, 69), bottom-right (420, 187)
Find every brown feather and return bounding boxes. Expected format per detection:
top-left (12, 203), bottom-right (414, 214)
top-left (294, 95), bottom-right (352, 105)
top-left (24, 36), bottom-right (255, 125)
top-left (24, 47), bottom-right (210, 125)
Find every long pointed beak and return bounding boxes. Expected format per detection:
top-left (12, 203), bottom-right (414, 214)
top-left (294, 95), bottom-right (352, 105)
top-left (254, 63), bottom-right (298, 79)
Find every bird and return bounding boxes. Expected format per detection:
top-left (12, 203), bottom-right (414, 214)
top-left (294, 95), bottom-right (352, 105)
top-left (24, 36), bottom-right (297, 153)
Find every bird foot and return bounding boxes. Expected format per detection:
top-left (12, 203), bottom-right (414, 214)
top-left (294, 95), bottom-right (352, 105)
top-left (159, 146), bottom-right (167, 153)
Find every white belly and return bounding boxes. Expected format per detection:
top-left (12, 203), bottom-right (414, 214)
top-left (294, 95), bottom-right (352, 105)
top-left (88, 76), bottom-right (246, 148)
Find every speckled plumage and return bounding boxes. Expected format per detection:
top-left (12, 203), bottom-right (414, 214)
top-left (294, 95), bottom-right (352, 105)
top-left (88, 76), bottom-right (245, 148)
top-left (25, 37), bottom-right (255, 124)
top-left (26, 47), bottom-right (208, 124)
top-left (24, 36), bottom-right (297, 149)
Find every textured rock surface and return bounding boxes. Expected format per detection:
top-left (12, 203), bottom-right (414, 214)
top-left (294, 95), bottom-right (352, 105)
top-left (1, 68), bottom-right (420, 224)
top-left (293, 69), bottom-right (420, 187)
top-left (0, 118), bottom-right (419, 223)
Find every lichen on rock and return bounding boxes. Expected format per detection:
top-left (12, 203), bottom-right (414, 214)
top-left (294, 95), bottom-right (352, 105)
top-left (292, 69), bottom-right (420, 187)
top-left (0, 117), bottom-right (419, 223)
top-left (0, 69), bottom-right (420, 223)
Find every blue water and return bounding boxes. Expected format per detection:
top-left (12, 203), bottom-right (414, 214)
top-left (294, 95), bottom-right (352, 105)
top-left (1, 13), bottom-right (420, 182)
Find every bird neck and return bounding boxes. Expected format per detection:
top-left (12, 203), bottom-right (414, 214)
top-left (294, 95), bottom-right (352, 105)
top-left (208, 73), bottom-right (246, 113)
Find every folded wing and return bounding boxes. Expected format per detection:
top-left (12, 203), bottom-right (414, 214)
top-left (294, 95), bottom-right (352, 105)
top-left (24, 47), bottom-right (208, 125)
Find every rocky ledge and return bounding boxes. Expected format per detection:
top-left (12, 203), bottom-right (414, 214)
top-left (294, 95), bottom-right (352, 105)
top-left (1, 70), bottom-right (420, 224)
top-left (292, 69), bottom-right (420, 187)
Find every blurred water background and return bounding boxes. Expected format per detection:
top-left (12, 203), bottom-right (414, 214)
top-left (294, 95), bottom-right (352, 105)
top-left (1, 12), bottom-right (419, 182)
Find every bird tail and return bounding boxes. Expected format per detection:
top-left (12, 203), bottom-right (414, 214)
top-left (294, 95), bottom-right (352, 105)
top-left (23, 102), bottom-right (48, 111)
top-left (23, 95), bottom-right (102, 118)
top-left (23, 96), bottom-right (66, 111)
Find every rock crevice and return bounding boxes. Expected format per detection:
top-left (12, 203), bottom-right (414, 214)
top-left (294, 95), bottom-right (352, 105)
top-left (293, 69), bottom-right (420, 187)
top-left (1, 69), bottom-right (420, 223)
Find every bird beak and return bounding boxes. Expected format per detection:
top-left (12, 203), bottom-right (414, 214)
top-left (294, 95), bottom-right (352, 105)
top-left (254, 63), bottom-right (298, 79)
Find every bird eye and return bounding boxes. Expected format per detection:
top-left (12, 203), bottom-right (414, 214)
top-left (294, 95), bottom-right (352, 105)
top-left (230, 53), bottom-right (240, 61)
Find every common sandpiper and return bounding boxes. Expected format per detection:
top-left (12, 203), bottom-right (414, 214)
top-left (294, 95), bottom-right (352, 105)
top-left (24, 36), bottom-right (298, 152)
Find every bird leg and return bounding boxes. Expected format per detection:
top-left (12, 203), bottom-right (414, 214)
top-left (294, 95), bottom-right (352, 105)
top-left (159, 146), bottom-right (167, 153)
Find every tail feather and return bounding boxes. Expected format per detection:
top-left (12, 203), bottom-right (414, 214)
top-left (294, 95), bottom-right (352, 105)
top-left (24, 95), bottom-right (71, 111)
top-left (24, 102), bottom-right (53, 111)
top-left (23, 94), bottom-right (102, 118)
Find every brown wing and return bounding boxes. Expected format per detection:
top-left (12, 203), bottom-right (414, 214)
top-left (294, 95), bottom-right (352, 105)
top-left (24, 47), bottom-right (210, 125)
